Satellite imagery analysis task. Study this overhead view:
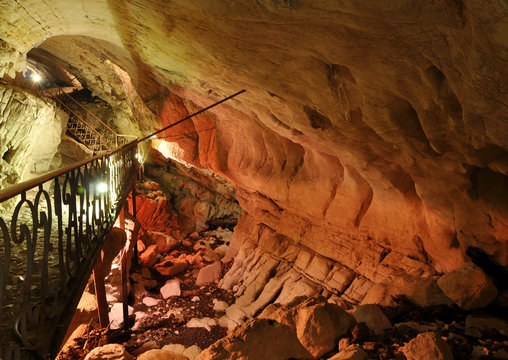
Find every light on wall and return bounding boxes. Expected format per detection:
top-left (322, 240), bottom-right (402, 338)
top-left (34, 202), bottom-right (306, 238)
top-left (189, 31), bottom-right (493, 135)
top-left (31, 73), bottom-right (41, 82)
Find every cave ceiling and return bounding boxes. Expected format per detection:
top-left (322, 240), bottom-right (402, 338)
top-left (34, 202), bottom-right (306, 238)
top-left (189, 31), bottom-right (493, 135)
top-left (0, 0), bottom-right (507, 274)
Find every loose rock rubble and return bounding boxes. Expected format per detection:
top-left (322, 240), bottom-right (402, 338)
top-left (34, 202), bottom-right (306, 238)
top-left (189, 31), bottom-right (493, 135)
top-left (59, 181), bottom-right (508, 360)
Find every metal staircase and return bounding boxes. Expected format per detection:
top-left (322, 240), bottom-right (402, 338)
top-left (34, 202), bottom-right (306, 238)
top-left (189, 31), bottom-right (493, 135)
top-left (38, 86), bottom-right (130, 154)
top-left (65, 110), bottom-right (110, 153)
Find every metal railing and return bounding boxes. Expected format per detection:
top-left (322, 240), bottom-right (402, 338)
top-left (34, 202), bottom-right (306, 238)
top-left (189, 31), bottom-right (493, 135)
top-left (38, 86), bottom-right (136, 153)
top-left (0, 88), bottom-right (246, 359)
top-left (0, 140), bottom-right (138, 359)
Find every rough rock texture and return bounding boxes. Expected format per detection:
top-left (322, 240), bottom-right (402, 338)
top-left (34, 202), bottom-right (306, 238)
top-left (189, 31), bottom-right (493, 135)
top-left (0, 84), bottom-right (66, 190)
top-left (83, 344), bottom-right (134, 360)
top-left (0, 0), bottom-right (507, 317)
top-left (137, 349), bottom-right (188, 360)
top-left (437, 262), bottom-right (498, 310)
top-left (352, 304), bottom-right (392, 335)
top-left (195, 318), bottom-right (313, 360)
top-left (259, 297), bottom-right (356, 358)
top-left (402, 332), bottom-right (454, 360)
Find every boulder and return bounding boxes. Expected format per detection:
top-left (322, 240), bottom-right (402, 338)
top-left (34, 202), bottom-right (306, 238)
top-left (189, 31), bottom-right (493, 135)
top-left (149, 231), bottom-right (179, 253)
top-left (295, 300), bottom-right (356, 358)
top-left (260, 297), bottom-right (356, 358)
top-left (161, 344), bottom-right (186, 354)
top-left (195, 318), bottom-right (313, 360)
top-left (108, 303), bottom-right (134, 330)
top-left (183, 345), bottom-right (202, 360)
top-left (155, 260), bottom-right (189, 276)
top-left (196, 261), bottom-right (222, 285)
top-left (437, 262), bottom-right (497, 310)
top-left (352, 304), bottom-right (392, 335)
top-left (140, 245), bottom-right (158, 268)
top-left (213, 299), bottom-right (228, 312)
top-left (328, 345), bottom-right (368, 360)
top-left (137, 349), bottom-right (188, 360)
top-left (402, 332), bottom-right (453, 360)
top-left (161, 279), bottom-right (181, 298)
top-left (84, 344), bottom-right (134, 360)
top-left (142, 296), bottom-right (161, 307)
top-left (186, 317), bottom-right (217, 331)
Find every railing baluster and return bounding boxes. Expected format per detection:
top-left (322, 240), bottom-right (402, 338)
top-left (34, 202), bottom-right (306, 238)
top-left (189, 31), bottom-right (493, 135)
top-left (0, 140), bottom-right (138, 358)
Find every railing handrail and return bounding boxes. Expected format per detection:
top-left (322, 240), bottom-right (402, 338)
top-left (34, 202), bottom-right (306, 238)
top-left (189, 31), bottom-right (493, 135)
top-left (60, 89), bottom-right (120, 136)
top-left (0, 139), bottom-right (138, 203)
top-left (39, 86), bottom-right (108, 144)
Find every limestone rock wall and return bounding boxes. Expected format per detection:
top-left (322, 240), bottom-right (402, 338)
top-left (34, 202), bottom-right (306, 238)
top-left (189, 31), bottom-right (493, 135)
top-left (0, 1), bottom-right (507, 301)
top-left (0, 84), bottom-right (66, 190)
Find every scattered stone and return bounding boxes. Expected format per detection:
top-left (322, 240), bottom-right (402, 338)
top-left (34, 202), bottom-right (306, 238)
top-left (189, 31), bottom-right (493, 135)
top-left (161, 279), bottom-right (181, 299)
top-left (295, 298), bottom-right (356, 358)
top-left (108, 303), bottom-right (134, 330)
top-left (164, 308), bottom-right (185, 322)
top-left (214, 244), bottom-right (229, 258)
top-left (471, 346), bottom-right (490, 358)
top-left (437, 262), bottom-right (498, 310)
top-left (84, 344), bottom-right (134, 360)
top-left (140, 245), bottom-right (158, 268)
top-left (196, 261), bottom-right (222, 285)
top-left (403, 332), bottom-right (453, 360)
top-left (186, 254), bottom-right (203, 266)
top-left (137, 349), bottom-right (188, 360)
top-left (186, 317), bottom-right (217, 331)
top-left (202, 248), bottom-right (221, 263)
top-left (182, 239), bottom-right (193, 247)
top-left (213, 299), bottom-right (228, 312)
top-left (183, 345), bottom-right (202, 360)
top-left (189, 232), bottom-right (200, 240)
top-left (133, 283), bottom-right (148, 299)
top-left (352, 304), bottom-right (392, 335)
top-left (161, 344), bottom-right (185, 354)
top-left (141, 181), bottom-right (160, 191)
top-left (155, 260), bottom-right (189, 277)
top-left (149, 231), bottom-right (179, 253)
top-left (191, 296), bottom-right (200, 302)
top-left (328, 344), bottom-right (368, 360)
top-left (142, 297), bottom-right (160, 307)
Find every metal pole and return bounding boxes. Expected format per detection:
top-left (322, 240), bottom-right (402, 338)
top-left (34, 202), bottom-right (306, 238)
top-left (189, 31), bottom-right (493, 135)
top-left (93, 251), bottom-right (109, 328)
top-left (137, 89), bottom-right (246, 143)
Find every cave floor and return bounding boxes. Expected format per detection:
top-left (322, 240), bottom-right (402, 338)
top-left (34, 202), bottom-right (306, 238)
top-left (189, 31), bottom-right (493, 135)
top-left (59, 235), bottom-right (236, 359)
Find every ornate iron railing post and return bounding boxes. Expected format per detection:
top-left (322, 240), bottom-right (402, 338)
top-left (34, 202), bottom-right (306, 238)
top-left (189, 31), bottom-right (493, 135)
top-left (0, 140), bottom-right (138, 359)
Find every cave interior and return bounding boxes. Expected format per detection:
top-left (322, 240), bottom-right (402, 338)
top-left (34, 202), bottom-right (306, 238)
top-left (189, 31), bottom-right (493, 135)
top-left (0, 1), bottom-right (507, 359)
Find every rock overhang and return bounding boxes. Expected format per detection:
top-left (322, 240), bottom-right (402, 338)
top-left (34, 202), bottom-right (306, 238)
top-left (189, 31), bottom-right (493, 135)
top-left (0, 0), bottom-right (506, 286)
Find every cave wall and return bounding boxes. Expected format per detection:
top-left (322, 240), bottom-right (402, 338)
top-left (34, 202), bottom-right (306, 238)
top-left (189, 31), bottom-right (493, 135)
top-left (0, 84), bottom-right (67, 190)
top-left (0, 1), bottom-right (507, 302)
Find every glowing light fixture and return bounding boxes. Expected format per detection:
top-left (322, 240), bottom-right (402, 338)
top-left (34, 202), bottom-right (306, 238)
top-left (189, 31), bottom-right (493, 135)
top-left (97, 182), bottom-right (108, 193)
top-left (31, 73), bottom-right (41, 82)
